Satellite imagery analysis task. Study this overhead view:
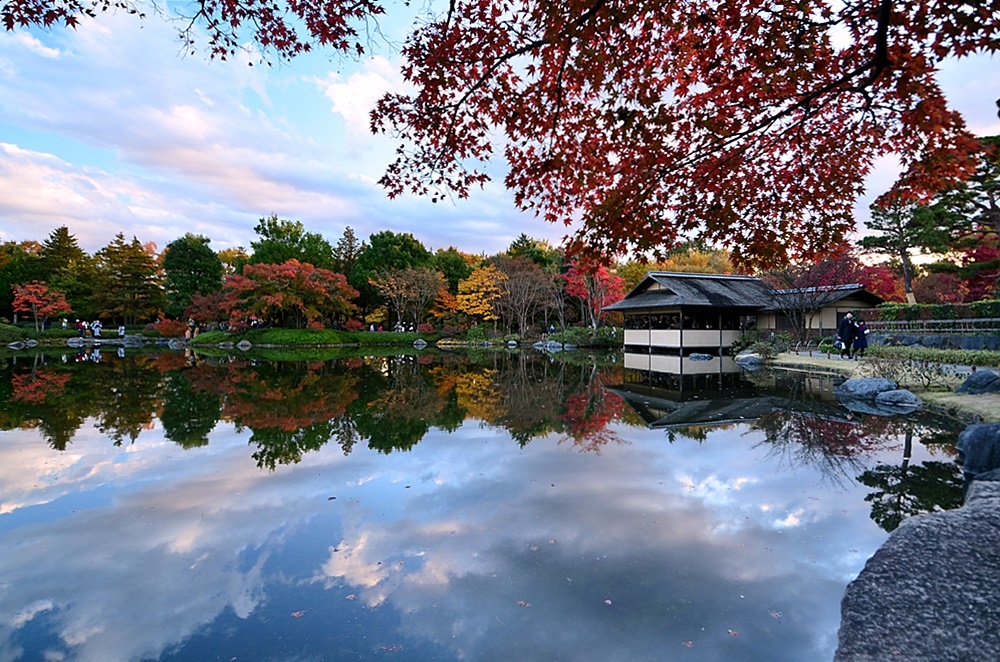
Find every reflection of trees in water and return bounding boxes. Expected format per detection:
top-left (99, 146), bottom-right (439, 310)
top-left (9, 351), bottom-right (961, 483)
top-left (1, 353), bottom-right (163, 447)
top-left (160, 367), bottom-right (222, 448)
top-left (752, 410), bottom-right (890, 486)
top-left (559, 361), bottom-right (630, 453)
top-left (92, 355), bottom-right (164, 445)
top-left (856, 422), bottom-right (964, 532)
top-left (216, 360), bottom-right (360, 468)
top-left (859, 460), bottom-right (964, 532)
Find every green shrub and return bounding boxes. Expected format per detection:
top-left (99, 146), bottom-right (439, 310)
top-left (867, 344), bottom-right (1000, 368)
top-left (0, 323), bottom-right (26, 343)
top-left (970, 300), bottom-right (1000, 319)
top-left (748, 341), bottom-right (778, 363)
top-left (730, 328), bottom-right (762, 354)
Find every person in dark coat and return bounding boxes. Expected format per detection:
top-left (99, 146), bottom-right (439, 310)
top-left (853, 319), bottom-right (869, 359)
top-left (836, 312), bottom-right (855, 359)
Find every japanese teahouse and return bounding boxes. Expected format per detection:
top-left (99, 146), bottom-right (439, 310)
top-left (604, 272), bottom-right (883, 356)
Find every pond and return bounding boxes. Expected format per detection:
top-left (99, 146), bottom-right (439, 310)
top-left (0, 348), bottom-right (967, 661)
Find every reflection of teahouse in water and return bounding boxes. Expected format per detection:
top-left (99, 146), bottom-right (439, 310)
top-left (608, 367), bottom-right (847, 430)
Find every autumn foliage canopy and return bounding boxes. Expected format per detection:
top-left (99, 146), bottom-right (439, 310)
top-left (6, 1), bottom-right (999, 266)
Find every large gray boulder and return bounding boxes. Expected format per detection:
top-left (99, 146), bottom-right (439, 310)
top-left (957, 423), bottom-right (1000, 479)
top-left (735, 351), bottom-right (763, 369)
top-left (836, 481), bottom-right (1000, 661)
top-left (955, 370), bottom-right (1000, 395)
top-left (873, 389), bottom-right (922, 412)
top-left (835, 378), bottom-right (898, 399)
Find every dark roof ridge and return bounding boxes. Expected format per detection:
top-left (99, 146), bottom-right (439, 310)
top-left (647, 271), bottom-right (758, 280)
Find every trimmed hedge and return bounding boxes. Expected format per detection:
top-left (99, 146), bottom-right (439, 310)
top-left (874, 299), bottom-right (1000, 322)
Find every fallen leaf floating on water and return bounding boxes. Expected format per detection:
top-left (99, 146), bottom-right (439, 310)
top-left (346, 594), bottom-right (357, 600)
top-left (728, 629), bottom-right (740, 636)
top-left (681, 641), bottom-right (694, 648)
top-left (291, 611), bottom-right (306, 618)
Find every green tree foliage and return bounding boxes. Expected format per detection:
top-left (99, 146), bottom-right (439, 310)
top-left (39, 227), bottom-right (95, 318)
top-left (859, 460), bottom-right (964, 532)
top-left (432, 246), bottom-right (476, 294)
top-left (0, 241), bottom-right (44, 320)
top-left (249, 214), bottom-right (335, 270)
top-left (331, 226), bottom-right (364, 276)
top-left (506, 234), bottom-right (563, 272)
top-left (860, 202), bottom-right (956, 302)
top-left (162, 233), bottom-right (224, 318)
top-left (349, 231), bottom-right (432, 315)
top-left (93, 233), bottom-right (166, 325)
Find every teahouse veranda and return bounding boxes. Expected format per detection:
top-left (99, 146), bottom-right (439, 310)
top-left (604, 272), bottom-right (883, 355)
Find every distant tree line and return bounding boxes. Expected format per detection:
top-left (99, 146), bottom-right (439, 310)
top-left (0, 219), bottom-right (633, 335)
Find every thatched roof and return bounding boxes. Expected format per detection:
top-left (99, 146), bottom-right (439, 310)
top-left (604, 272), bottom-right (776, 312)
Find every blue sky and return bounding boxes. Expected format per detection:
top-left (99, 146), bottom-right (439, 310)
top-left (0, 8), bottom-right (998, 256)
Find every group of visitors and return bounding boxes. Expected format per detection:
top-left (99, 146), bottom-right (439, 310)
top-left (835, 312), bottom-right (869, 360)
top-left (74, 319), bottom-right (103, 338)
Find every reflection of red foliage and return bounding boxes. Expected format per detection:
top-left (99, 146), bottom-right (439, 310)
top-left (756, 410), bottom-right (894, 458)
top-left (11, 371), bottom-right (72, 404)
top-left (560, 384), bottom-right (628, 452)
top-left (154, 352), bottom-right (192, 372)
top-left (217, 364), bottom-right (359, 431)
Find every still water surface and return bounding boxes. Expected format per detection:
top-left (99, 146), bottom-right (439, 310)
top-left (0, 349), bottom-right (965, 661)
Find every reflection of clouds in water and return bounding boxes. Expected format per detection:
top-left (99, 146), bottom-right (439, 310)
top-left (0, 425), bottom-right (112, 514)
top-left (310, 425), bottom-right (884, 661)
top-left (0, 416), bottom-right (899, 662)
top-left (0, 423), bottom-right (355, 662)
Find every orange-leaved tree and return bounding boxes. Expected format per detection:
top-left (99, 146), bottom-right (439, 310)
top-left (7, 1), bottom-right (997, 266)
top-left (11, 280), bottom-right (72, 331)
top-left (222, 259), bottom-right (358, 329)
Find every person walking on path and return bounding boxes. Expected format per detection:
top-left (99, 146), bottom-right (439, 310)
top-left (837, 312), bottom-right (855, 359)
top-left (853, 319), bottom-right (869, 359)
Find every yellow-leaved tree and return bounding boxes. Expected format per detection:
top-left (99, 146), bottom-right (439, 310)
top-left (456, 264), bottom-right (506, 330)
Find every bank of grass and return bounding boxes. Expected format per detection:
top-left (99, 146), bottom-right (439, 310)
top-left (778, 345), bottom-right (1000, 423)
top-left (192, 327), bottom-right (435, 347)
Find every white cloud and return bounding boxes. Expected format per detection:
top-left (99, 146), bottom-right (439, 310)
top-left (316, 55), bottom-right (404, 137)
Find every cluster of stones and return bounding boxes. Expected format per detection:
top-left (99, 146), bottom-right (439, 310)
top-left (835, 371), bottom-right (1000, 661)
